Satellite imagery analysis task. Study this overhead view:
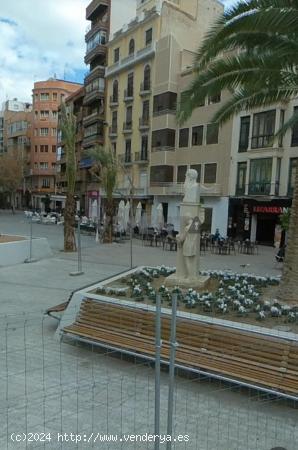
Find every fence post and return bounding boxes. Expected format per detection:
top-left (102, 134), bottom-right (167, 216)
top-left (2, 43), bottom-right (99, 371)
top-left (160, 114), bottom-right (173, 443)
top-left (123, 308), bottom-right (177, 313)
top-left (154, 294), bottom-right (162, 450)
top-left (70, 219), bottom-right (84, 276)
top-left (24, 214), bottom-right (37, 263)
top-left (166, 293), bottom-right (178, 450)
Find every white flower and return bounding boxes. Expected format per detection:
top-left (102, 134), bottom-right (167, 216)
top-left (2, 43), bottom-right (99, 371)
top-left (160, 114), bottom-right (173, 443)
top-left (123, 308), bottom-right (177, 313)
top-left (238, 306), bottom-right (246, 314)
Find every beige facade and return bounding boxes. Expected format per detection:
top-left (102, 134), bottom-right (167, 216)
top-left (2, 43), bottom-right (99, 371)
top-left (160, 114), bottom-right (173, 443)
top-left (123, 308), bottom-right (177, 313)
top-left (229, 102), bottom-right (298, 244)
top-left (105, 0), bottom-right (224, 230)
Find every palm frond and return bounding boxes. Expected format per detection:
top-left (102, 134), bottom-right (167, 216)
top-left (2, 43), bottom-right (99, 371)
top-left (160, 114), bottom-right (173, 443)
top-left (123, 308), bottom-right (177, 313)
top-left (275, 110), bottom-right (298, 138)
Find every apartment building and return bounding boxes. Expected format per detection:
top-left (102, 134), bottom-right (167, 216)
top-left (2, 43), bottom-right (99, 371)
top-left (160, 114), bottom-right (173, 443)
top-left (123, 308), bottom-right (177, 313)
top-left (228, 102), bottom-right (298, 245)
top-left (29, 79), bottom-right (82, 210)
top-left (0, 99), bottom-right (32, 207)
top-left (105, 0), bottom-right (223, 229)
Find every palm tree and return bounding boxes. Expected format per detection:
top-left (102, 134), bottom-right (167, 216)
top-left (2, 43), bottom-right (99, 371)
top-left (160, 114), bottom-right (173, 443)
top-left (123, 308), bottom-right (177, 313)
top-left (88, 145), bottom-right (118, 243)
top-left (178, 0), bottom-right (298, 303)
top-left (59, 103), bottom-right (77, 252)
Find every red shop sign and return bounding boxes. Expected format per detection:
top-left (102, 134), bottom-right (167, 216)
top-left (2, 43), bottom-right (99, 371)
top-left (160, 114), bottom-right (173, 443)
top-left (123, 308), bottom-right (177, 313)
top-left (253, 206), bottom-right (284, 214)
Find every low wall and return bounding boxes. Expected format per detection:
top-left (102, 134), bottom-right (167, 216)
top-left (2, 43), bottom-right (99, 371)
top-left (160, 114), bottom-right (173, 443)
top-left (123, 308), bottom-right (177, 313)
top-left (0, 236), bottom-right (52, 267)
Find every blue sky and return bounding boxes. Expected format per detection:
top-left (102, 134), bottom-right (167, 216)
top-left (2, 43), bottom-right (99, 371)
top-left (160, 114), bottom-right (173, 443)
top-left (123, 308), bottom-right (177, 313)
top-left (0, 0), bottom-right (237, 105)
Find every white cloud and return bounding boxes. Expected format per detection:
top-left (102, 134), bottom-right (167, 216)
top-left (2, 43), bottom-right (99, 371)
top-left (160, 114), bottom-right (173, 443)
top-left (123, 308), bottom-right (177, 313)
top-left (0, 0), bottom-right (136, 105)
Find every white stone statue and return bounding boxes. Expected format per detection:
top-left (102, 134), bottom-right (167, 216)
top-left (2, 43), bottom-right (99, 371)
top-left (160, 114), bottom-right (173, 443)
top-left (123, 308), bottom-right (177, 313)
top-left (176, 214), bottom-right (200, 280)
top-left (183, 169), bottom-right (200, 203)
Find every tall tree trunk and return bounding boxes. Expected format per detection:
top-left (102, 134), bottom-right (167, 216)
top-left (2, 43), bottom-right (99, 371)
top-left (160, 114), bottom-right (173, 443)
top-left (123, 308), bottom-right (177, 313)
top-left (104, 198), bottom-right (114, 243)
top-left (64, 193), bottom-right (76, 252)
top-left (277, 165), bottom-right (298, 304)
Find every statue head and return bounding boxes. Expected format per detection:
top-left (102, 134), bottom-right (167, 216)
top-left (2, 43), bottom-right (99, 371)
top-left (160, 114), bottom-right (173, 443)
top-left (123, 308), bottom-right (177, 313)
top-left (185, 169), bottom-right (198, 185)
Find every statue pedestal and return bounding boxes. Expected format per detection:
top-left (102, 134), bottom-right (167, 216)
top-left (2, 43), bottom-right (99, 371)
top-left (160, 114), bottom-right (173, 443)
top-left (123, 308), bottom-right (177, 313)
top-left (165, 201), bottom-right (210, 289)
top-left (165, 274), bottom-right (210, 290)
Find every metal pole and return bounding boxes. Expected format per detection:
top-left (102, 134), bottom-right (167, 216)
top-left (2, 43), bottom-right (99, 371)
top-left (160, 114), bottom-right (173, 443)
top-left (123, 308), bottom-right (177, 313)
top-left (166, 294), bottom-right (178, 450)
top-left (95, 191), bottom-right (100, 242)
top-left (24, 214), bottom-right (37, 263)
top-left (129, 191), bottom-right (133, 269)
top-left (154, 294), bottom-right (162, 450)
top-left (70, 218), bottom-right (84, 276)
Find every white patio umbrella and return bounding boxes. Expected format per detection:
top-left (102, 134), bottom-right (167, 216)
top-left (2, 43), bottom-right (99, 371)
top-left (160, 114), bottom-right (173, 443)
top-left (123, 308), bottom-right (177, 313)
top-left (123, 201), bottom-right (130, 232)
top-left (156, 203), bottom-right (164, 228)
top-left (135, 202), bottom-right (142, 226)
top-left (117, 200), bottom-right (126, 232)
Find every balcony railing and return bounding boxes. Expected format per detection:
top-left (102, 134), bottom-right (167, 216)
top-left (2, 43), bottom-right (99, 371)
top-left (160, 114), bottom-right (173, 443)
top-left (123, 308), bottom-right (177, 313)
top-left (135, 151), bottom-right (148, 163)
top-left (140, 82), bottom-right (151, 96)
top-left (83, 111), bottom-right (103, 126)
top-left (106, 42), bottom-right (156, 77)
top-left (139, 117), bottom-right (150, 129)
top-left (248, 182), bottom-right (271, 195)
top-left (85, 19), bottom-right (109, 42)
top-left (150, 182), bottom-right (222, 196)
top-left (124, 89), bottom-right (134, 102)
top-left (84, 43), bottom-right (107, 65)
top-left (109, 95), bottom-right (119, 107)
top-left (123, 121), bottom-right (133, 133)
top-left (83, 87), bottom-right (105, 105)
top-left (109, 126), bottom-right (118, 137)
top-left (153, 108), bottom-right (177, 117)
top-left (151, 146), bottom-right (175, 153)
top-left (251, 134), bottom-right (274, 149)
top-left (235, 185), bottom-right (246, 196)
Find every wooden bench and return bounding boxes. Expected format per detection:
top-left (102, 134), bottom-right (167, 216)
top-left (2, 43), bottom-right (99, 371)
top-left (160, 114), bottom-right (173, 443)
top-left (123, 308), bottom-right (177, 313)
top-left (62, 299), bottom-right (298, 398)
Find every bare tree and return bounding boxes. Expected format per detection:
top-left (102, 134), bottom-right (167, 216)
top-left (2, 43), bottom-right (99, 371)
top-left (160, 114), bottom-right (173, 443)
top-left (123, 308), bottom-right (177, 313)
top-left (0, 150), bottom-right (23, 211)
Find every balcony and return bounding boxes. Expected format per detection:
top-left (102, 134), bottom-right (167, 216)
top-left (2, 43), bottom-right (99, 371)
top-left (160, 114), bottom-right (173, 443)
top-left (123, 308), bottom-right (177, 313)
top-left (248, 182), bottom-right (271, 196)
top-left (139, 117), bottom-right (150, 130)
top-left (135, 152), bottom-right (148, 164)
top-left (85, 19), bottom-right (109, 42)
top-left (118, 154), bottom-right (132, 166)
top-left (151, 146), bottom-right (175, 153)
top-left (86, 0), bottom-right (109, 21)
top-left (106, 43), bottom-right (156, 78)
top-left (82, 131), bottom-right (104, 148)
top-left (124, 89), bottom-right (134, 103)
top-left (84, 65), bottom-right (105, 84)
top-left (150, 182), bottom-right (222, 197)
top-left (109, 126), bottom-right (117, 138)
top-left (153, 108), bottom-right (176, 117)
top-left (83, 111), bottom-right (103, 127)
top-left (140, 82), bottom-right (151, 96)
top-left (123, 121), bottom-right (133, 134)
top-left (251, 134), bottom-right (274, 150)
top-left (84, 43), bottom-right (107, 65)
top-left (109, 95), bottom-right (119, 107)
top-left (83, 87), bottom-right (105, 105)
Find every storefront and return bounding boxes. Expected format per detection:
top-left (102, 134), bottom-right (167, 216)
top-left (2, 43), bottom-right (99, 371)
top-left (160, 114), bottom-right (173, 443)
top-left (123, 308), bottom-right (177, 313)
top-left (228, 198), bottom-right (291, 245)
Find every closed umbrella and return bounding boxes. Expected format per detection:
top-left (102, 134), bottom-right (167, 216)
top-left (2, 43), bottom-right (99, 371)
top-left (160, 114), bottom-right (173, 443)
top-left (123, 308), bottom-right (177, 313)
top-left (124, 201), bottom-right (130, 231)
top-left (117, 200), bottom-right (125, 232)
top-left (156, 203), bottom-right (164, 228)
top-left (135, 202), bottom-right (142, 226)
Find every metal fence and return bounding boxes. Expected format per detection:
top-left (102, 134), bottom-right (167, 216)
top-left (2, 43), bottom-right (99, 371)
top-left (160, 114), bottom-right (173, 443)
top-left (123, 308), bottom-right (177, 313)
top-left (0, 308), bottom-right (297, 450)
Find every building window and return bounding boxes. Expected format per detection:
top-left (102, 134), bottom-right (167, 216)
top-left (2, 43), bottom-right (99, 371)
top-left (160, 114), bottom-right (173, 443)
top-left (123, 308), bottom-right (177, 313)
top-left (288, 158), bottom-right (297, 196)
top-left (251, 110), bottom-right (276, 149)
top-left (129, 39), bottom-right (135, 55)
top-left (114, 48), bottom-right (120, 63)
top-left (206, 123), bottom-right (219, 145)
top-left (112, 111), bottom-right (117, 132)
top-left (34, 162), bottom-right (38, 169)
top-left (249, 158), bottom-right (272, 195)
top-left (125, 139), bottom-right (131, 163)
top-left (35, 145), bottom-right (38, 153)
top-left (291, 106), bottom-right (298, 146)
top-left (35, 111), bottom-right (38, 118)
top-left (52, 111), bottom-right (58, 119)
top-left (126, 106), bottom-right (132, 126)
top-left (40, 128), bottom-right (49, 136)
top-left (208, 93), bottom-right (221, 104)
top-left (141, 135), bottom-right (148, 160)
top-left (112, 142), bottom-right (117, 156)
top-left (127, 73), bottom-right (134, 97)
top-left (143, 65), bottom-right (151, 91)
top-left (40, 145), bottom-right (49, 152)
top-left (204, 163), bottom-right (217, 183)
top-left (40, 110), bottom-right (49, 118)
top-left (52, 93), bottom-right (57, 101)
top-left (179, 128), bottom-right (189, 148)
top-left (238, 116), bottom-right (250, 152)
top-left (52, 145), bottom-right (56, 153)
top-left (190, 164), bottom-right (201, 182)
top-left (177, 165), bottom-right (187, 183)
top-left (42, 178), bottom-right (50, 188)
top-left (145, 28), bottom-right (153, 46)
top-left (40, 93), bottom-right (50, 101)
top-left (150, 166), bottom-right (174, 184)
top-left (192, 126), bottom-right (203, 146)
top-left (112, 80), bottom-right (118, 102)
top-left (152, 129), bottom-right (176, 151)
top-left (51, 128), bottom-right (57, 136)
top-left (153, 92), bottom-right (177, 116)
top-left (236, 162), bottom-right (247, 195)
top-left (40, 162), bottom-right (49, 170)
top-left (142, 100), bottom-right (150, 121)
top-left (52, 163), bottom-right (56, 168)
